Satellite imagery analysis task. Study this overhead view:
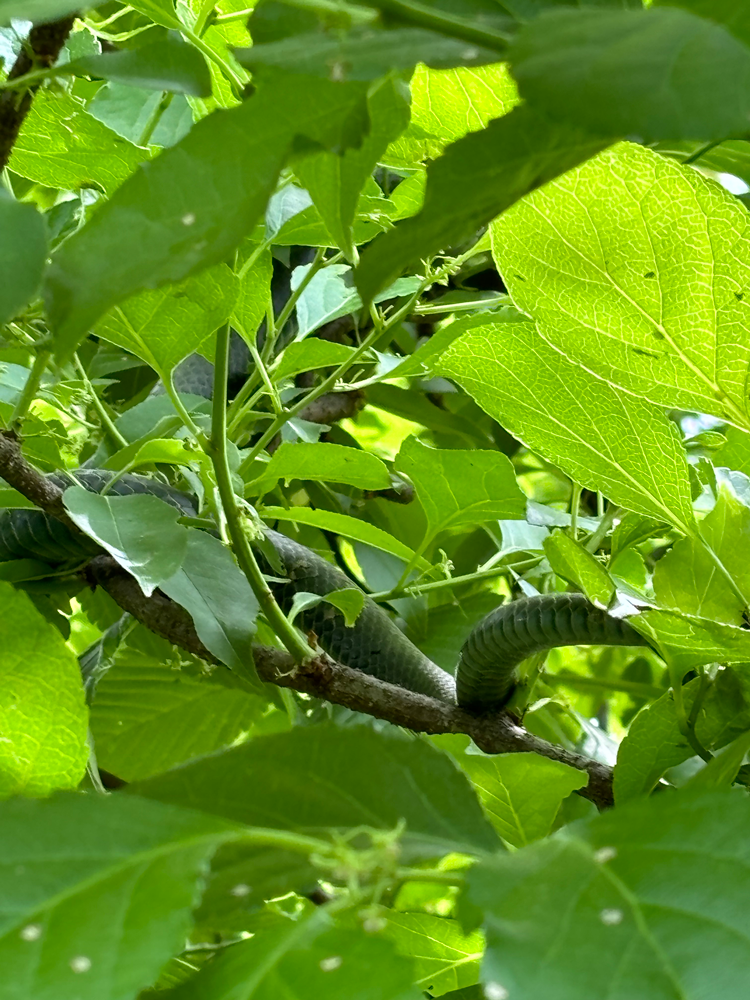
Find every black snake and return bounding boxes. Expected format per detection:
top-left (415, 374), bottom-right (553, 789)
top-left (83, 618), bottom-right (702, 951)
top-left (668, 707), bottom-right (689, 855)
top-left (0, 470), bottom-right (648, 709)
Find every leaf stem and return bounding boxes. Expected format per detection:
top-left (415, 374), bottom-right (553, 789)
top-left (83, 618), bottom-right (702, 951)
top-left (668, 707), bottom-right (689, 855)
top-left (587, 505), bottom-right (621, 555)
top-left (165, 374), bottom-right (206, 444)
top-left (73, 352), bottom-right (129, 450)
top-left (9, 348), bottom-right (50, 430)
top-left (209, 321), bottom-right (314, 661)
top-left (369, 558), bottom-right (540, 602)
top-left (542, 671), bottom-right (664, 700)
top-left (374, 0), bottom-right (509, 51)
top-left (268, 246), bottom-right (329, 353)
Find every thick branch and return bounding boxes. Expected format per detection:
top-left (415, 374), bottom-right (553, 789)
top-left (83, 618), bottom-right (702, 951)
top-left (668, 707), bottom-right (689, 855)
top-left (87, 554), bottom-right (613, 808)
top-left (0, 431), bottom-right (614, 809)
top-left (0, 16), bottom-right (75, 171)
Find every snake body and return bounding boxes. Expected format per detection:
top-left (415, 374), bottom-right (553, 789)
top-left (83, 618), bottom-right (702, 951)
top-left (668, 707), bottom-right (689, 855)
top-left (0, 472), bottom-right (648, 709)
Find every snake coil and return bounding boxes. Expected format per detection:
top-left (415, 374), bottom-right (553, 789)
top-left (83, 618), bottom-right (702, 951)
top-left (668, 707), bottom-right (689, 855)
top-left (0, 471), bottom-right (648, 709)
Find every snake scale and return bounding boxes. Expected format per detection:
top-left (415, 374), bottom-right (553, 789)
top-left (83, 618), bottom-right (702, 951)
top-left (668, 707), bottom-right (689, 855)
top-left (0, 471), bottom-right (648, 710)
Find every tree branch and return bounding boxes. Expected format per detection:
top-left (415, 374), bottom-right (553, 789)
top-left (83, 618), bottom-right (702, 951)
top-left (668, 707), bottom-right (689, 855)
top-left (0, 16), bottom-right (75, 171)
top-left (0, 430), bottom-right (614, 809)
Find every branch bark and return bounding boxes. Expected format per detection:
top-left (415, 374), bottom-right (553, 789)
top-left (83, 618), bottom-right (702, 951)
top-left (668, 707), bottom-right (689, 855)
top-left (0, 16), bottom-right (75, 171)
top-left (0, 430), bottom-right (615, 808)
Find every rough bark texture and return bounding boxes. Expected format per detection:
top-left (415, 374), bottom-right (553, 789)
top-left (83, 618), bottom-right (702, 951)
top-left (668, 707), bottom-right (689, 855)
top-left (0, 16), bottom-right (75, 171)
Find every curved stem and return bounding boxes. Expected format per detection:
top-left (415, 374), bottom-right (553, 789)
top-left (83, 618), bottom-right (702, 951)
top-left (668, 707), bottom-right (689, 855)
top-left (209, 322), bottom-right (313, 662)
top-left (9, 348), bottom-right (50, 430)
top-left (73, 352), bottom-right (128, 449)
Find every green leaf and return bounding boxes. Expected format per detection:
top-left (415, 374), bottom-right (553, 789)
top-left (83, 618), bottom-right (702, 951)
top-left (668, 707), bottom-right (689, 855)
top-left (235, 26), bottom-right (500, 80)
top-left (161, 914), bottom-right (421, 1000)
top-left (296, 74), bottom-right (410, 258)
top-left (132, 723), bottom-right (500, 857)
top-left (103, 437), bottom-right (195, 473)
top-left (74, 36), bottom-right (212, 96)
top-left (63, 488), bottom-right (189, 597)
top-left (387, 61), bottom-right (519, 166)
top-left (510, 6), bottom-right (750, 141)
top-left (685, 729), bottom-right (750, 789)
top-left (0, 793), bottom-right (237, 1000)
top-left (356, 103), bottom-right (607, 304)
top-left (656, 0), bottom-right (750, 48)
top-left (233, 244), bottom-right (273, 343)
top-left (459, 752), bottom-right (587, 847)
top-left (395, 437), bottom-right (525, 543)
top-left (614, 670), bottom-right (750, 802)
top-left (715, 426), bottom-right (750, 478)
top-left (543, 532), bottom-right (614, 608)
top-left (465, 791), bottom-right (750, 1000)
top-left (258, 507), bottom-right (428, 567)
top-left (94, 264), bottom-right (238, 378)
top-left (10, 91), bottom-right (149, 196)
top-left (654, 486), bottom-right (750, 625)
top-left (438, 320), bottom-right (696, 532)
top-left (0, 0), bottom-right (106, 24)
top-left (634, 608), bottom-right (750, 674)
top-left (253, 441), bottom-right (390, 493)
top-left (91, 628), bottom-right (265, 781)
top-left (294, 263), bottom-right (420, 339)
top-left (0, 193), bottom-right (47, 326)
top-left (159, 530), bottom-right (260, 677)
top-left (45, 72), bottom-right (369, 357)
top-left (273, 340), bottom-right (356, 382)
top-left (87, 84), bottom-right (193, 147)
top-left (0, 583), bottom-right (87, 798)
top-left (324, 587), bottom-right (366, 627)
top-left (384, 913), bottom-right (483, 997)
top-left (491, 142), bottom-right (750, 430)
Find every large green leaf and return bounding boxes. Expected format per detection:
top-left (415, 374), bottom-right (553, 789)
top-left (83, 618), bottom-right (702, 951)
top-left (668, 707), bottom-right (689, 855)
top-left (162, 913), bottom-right (421, 1000)
top-left (159, 531), bottom-right (260, 677)
top-left (235, 26), bottom-right (500, 80)
top-left (460, 752), bottom-right (588, 847)
top-left (0, 793), bottom-right (238, 1000)
top-left (0, 0), bottom-right (105, 22)
top-left (653, 486), bottom-right (750, 625)
top-left (258, 506), bottom-right (427, 567)
top-left (633, 608), bottom-right (750, 674)
top-left (273, 340), bottom-right (356, 383)
top-left (387, 61), bottom-right (519, 166)
top-left (94, 264), bottom-right (238, 378)
top-left (63, 488), bottom-right (189, 597)
top-left (543, 531), bottom-right (614, 607)
top-left (297, 75), bottom-right (410, 259)
top-left (252, 441), bottom-right (391, 493)
top-left (356, 103), bottom-right (607, 304)
top-left (509, 6), bottom-right (750, 141)
top-left (465, 791), bottom-right (750, 1000)
top-left (0, 193), bottom-right (47, 326)
top-left (74, 36), bottom-right (212, 96)
top-left (437, 320), bottom-right (696, 531)
top-left (491, 142), bottom-right (750, 430)
top-left (614, 670), bottom-right (750, 802)
top-left (656, 0), bottom-right (750, 48)
top-left (384, 913), bottom-right (483, 997)
top-left (45, 72), bottom-right (369, 357)
top-left (395, 437), bottom-right (525, 542)
top-left (10, 92), bottom-right (148, 196)
top-left (0, 583), bottom-right (87, 798)
top-left (90, 628), bottom-right (265, 781)
top-left (131, 724), bottom-right (500, 858)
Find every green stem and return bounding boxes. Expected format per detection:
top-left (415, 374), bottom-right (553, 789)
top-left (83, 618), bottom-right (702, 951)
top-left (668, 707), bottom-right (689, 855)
top-left (268, 246), bottom-right (329, 351)
top-left (394, 867), bottom-right (465, 885)
top-left (682, 140), bottom-right (722, 166)
top-left (569, 483), bottom-right (582, 540)
top-left (238, 279), bottom-right (426, 476)
top-left (672, 675), bottom-right (712, 763)
top-left (138, 91), bottom-right (173, 147)
top-left (369, 558), bottom-right (541, 602)
top-left (542, 671), bottom-right (664, 700)
top-left (9, 348), bottom-right (50, 430)
top-left (392, 531), bottom-right (433, 593)
top-left (180, 25), bottom-right (246, 96)
top-left (73, 353), bottom-right (128, 450)
top-left (248, 341), bottom-right (283, 416)
top-left (374, 0), bottom-right (509, 51)
top-left (165, 374), bottom-right (206, 444)
top-left (209, 322), bottom-right (313, 662)
top-left (587, 505), bottom-right (621, 555)
top-left (213, 7), bottom-right (254, 24)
